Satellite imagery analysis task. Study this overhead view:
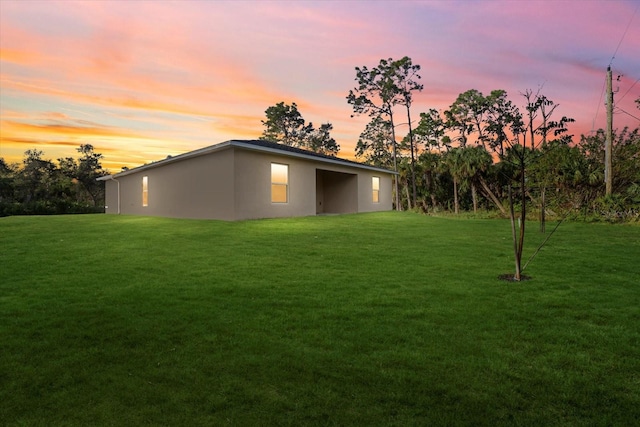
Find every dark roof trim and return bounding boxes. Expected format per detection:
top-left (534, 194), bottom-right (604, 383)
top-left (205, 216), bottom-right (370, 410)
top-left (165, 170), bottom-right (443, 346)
top-left (232, 140), bottom-right (396, 174)
top-left (98, 139), bottom-right (396, 180)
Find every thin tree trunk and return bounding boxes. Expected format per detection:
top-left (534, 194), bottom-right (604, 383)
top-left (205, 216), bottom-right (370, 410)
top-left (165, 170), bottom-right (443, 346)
top-left (516, 159), bottom-right (527, 279)
top-left (529, 111), bottom-right (535, 151)
top-left (508, 185), bottom-right (522, 281)
top-left (519, 163), bottom-right (526, 252)
top-left (478, 176), bottom-right (507, 215)
top-left (425, 172), bottom-right (437, 211)
top-left (525, 190), bottom-right (539, 206)
top-left (540, 186), bottom-right (546, 233)
top-left (389, 110), bottom-right (401, 211)
top-left (406, 105), bottom-right (417, 207)
top-left (471, 182), bottom-right (478, 214)
top-left (405, 182), bottom-right (412, 210)
top-left (453, 177), bottom-right (459, 214)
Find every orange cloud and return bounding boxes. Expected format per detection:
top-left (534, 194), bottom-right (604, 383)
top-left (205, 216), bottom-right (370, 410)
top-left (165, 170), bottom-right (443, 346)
top-left (0, 48), bottom-right (40, 65)
top-left (0, 120), bottom-right (141, 138)
top-left (0, 117), bottom-right (155, 170)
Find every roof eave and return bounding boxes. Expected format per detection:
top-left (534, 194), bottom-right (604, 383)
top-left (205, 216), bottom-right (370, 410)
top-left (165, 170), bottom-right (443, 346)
top-left (97, 139), bottom-right (397, 181)
top-left (97, 141), bottom-right (234, 180)
top-left (229, 140), bottom-right (397, 175)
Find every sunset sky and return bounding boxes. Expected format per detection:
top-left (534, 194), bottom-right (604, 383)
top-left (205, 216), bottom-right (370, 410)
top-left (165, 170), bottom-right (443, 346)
top-left (1, 0), bottom-right (639, 171)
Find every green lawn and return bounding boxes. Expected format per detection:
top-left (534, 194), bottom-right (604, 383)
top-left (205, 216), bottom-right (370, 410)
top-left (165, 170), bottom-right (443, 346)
top-left (1, 212), bottom-right (639, 426)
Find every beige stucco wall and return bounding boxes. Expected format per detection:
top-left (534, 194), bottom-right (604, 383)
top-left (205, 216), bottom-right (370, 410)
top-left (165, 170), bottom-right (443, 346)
top-left (233, 149), bottom-right (317, 220)
top-left (233, 148), bottom-right (393, 219)
top-left (356, 170), bottom-right (393, 213)
top-left (103, 145), bottom-right (393, 220)
top-left (105, 148), bottom-right (235, 220)
top-left (104, 179), bottom-right (120, 213)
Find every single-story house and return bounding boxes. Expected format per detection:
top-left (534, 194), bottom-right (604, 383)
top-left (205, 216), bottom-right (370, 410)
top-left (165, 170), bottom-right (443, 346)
top-left (98, 139), bottom-right (395, 221)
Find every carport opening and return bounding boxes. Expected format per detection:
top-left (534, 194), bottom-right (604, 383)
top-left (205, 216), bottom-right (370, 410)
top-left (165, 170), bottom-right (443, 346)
top-left (316, 169), bottom-right (358, 215)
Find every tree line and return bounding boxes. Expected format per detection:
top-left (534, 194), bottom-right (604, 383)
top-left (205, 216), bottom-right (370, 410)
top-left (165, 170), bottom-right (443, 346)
top-left (345, 57), bottom-right (639, 224)
top-left (0, 144), bottom-right (107, 216)
top-left (257, 57), bottom-right (639, 223)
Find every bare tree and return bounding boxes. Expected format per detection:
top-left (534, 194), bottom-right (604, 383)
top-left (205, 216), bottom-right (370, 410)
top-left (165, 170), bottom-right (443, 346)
top-left (502, 90), bottom-right (573, 280)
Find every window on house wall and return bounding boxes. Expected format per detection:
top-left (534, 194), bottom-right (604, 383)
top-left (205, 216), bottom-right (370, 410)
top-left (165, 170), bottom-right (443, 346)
top-left (142, 176), bottom-right (148, 207)
top-left (271, 163), bottom-right (288, 203)
top-left (372, 176), bottom-right (380, 203)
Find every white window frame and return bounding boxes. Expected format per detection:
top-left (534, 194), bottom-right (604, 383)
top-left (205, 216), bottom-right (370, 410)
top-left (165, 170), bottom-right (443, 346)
top-left (271, 163), bottom-right (289, 203)
top-left (372, 176), bottom-right (380, 203)
top-left (142, 176), bottom-right (148, 207)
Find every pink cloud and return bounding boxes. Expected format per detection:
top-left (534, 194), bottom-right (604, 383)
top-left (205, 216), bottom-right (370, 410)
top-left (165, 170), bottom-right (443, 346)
top-left (1, 0), bottom-right (638, 170)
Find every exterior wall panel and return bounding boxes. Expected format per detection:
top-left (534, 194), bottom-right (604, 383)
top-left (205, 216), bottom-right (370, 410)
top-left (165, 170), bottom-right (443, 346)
top-left (357, 171), bottom-right (393, 213)
top-left (233, 149), bottom-right (316, 220)
top-left (104, 180), bottom-right (120, 213)
top-left (315, 170), bottom-right (324, 214)
top-left (106, 149), bottom-right (235, 220)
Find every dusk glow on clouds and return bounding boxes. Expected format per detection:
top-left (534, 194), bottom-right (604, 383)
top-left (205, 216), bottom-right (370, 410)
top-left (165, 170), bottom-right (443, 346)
top-left (1, 0), bottom-right (639, 170)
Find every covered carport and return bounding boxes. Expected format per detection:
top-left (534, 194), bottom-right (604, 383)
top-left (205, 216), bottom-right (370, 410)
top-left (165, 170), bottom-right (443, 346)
top-left (315, 169), bottom-right (358, 214)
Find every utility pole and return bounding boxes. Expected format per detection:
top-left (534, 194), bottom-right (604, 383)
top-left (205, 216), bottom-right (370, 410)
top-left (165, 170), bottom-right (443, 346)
top-left (605, 66), bottom-right (613, 196)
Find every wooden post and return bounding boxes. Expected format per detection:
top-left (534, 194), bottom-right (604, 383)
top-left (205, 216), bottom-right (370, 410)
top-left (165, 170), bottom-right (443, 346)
top-left (605, 66), bottom-right (613, 196)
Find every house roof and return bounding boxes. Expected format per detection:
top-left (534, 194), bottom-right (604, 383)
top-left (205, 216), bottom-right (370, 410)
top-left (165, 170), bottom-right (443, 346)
top-left (98, 139), bottom-right (396, 180)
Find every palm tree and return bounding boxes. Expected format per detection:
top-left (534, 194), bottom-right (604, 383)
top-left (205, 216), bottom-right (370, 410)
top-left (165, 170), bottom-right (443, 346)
top-left (458, 146), bottom-right (493, 214)
top-left (418, 151), bottom-right (443, 211)
top-left (442, 148), bottom-right (464, 214)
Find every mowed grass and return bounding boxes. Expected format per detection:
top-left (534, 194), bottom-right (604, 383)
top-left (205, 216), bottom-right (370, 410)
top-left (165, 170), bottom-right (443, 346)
top-left (1, 212), bottom-right (639, 426)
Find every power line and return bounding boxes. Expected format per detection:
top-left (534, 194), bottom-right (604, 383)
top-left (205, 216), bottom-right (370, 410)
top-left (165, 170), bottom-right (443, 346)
top-left (591, 74), bottom-right (607, 133)
top-left (609, 3), bottom-right (638, 66)
top-left (618, 77), bottom-right (640, 103)
top-left (614, 107), bottom-right (640, 122)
